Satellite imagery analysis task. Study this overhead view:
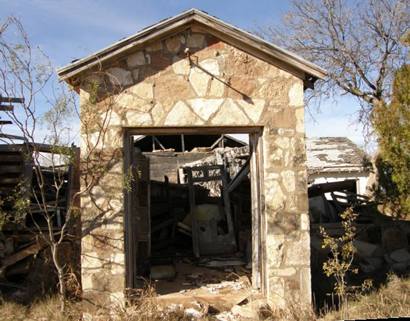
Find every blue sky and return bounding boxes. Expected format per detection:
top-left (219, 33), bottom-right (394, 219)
top-left (1, 0), bottom-right (365, 148)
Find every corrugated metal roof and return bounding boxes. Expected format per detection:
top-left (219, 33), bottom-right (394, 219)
top-left (306, 137), bottom-right (368, 174)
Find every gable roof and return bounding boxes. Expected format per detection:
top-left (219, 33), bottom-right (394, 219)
top-left (306, 137), bottom-right (368, 175)
top-left (57, 8), bottom-right (326, 84)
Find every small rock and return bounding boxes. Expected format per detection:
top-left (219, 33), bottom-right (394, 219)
top-left (390, 248), bottom-right (410, 263)
top-left (231, 304), bottom-right (258, 320)
top-left (126, 51), bottom-right (146, 67)
top-left (150, 265), bottom-right (176, 280)
top-left (184, 307), bottom-right (203, 319)
top-left (391, 262), bottom-right (409, 273)
top-left (215, 311), bottom-right (237, 321)
top-left (382, 227), bottom-right (408, 253)
top-left (354, 240), bottom-right (384, 257)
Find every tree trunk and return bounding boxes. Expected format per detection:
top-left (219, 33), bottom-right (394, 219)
top-left (51, 243), bottom-right (66, 312)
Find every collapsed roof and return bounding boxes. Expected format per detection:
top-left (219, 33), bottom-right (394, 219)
top-left (135, 134), bottom-right (368, 175)
top-left (306, 137), bottom-right (368, 175)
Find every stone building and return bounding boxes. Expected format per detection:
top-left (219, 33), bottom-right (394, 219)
top-left (58, 9), bottom-right (326, 309)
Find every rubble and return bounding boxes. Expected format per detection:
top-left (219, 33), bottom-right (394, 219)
top-left (150, 265), bottom-right (176, 280)
top-left (382, 227), bottom-right (408, 253)
top-left (390, 249), bottom-right (410, 263)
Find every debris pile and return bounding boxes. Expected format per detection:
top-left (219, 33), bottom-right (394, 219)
top-left (309, 180), bottom-right (410, 277)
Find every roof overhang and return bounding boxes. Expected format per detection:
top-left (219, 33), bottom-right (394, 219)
top-left (57, 9), bottom-right (326, 86)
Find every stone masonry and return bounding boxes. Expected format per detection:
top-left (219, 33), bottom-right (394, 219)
top-left (77, 27), bottom-right (311, 308)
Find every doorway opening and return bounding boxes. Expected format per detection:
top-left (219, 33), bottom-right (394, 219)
top-left (123, 127), bottom-right (264, 306)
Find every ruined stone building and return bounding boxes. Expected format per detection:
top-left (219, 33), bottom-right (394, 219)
top-left (57, 9), bottom-right (326, 309)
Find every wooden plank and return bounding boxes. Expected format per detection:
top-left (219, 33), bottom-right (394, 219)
top-left (0, 165), bottom-right (23, 174)
top-left (0, 154), bottom-right (23, 162)
top-left (186, 167), bottom-right (200, 258)
top-left (0, 240), bottom-right (46, 270)
top-left (221, 167), bottom-right (235, 243)
top-left (124, 126), bottom-right (263, 136)
top-left (227, 160), bottom-right (250, 193)
top-left (249, 133), bottom-right (261, 290)
top-left (0, 104), bottom-right (14, 111)
top-left (257, 133), bottom-right (267, 294)
top-left (189, 176), bottom-right (223, 183)
top-left (0, 97), bottom-right (24, 104)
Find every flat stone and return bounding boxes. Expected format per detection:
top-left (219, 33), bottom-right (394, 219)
top-left (265, 180), bottom-right (285, 211)
top-left (106, 67), bottom-right (133, 86)
top-left (266, 234), bottom-right (285, 268)
top-left (130, 82), bottom-right (154, 100)
top-left (109, 199), bottom-right (122, 214)
top-left (284, 232), bottom-right (310, 266)
top-left (189, 66), bottom-right (211, 97)
top-left (150, 102), bottom-right (167, 125)
top-left (125, 111), bottom-right (152, 126)
top-left (270, 267), bottom-right (297, 277)
top-left (82, 252), bottom-right (104, 269)
top-left (126, 51), bottom-right (146, 67)
top-left (268, 277), bottom-right (286, 308)
top-left (275, 136), bottom-right (290, 150)
top-left (231, 304), bottom-right (259, 320)
top-left (82, 274), bottom-right (93, 291)
top-left (166, 36), bottom-right (181, 53)
top-left (146, 42), bottom-right (162, 52)
top-left (200, 58), bottom-right (220, 76)
top-left (116, 84), bottom-right (154, 110)
top-left (187, 33), bottom-right (205, 48)
top-left (150, 265), bottom-right (176, 280)
top-left (288, 81), bottom-right (304, 106)
top-left (300, 213), bottom-right (310, 231)
top-left (209, 78), bottom-right (225, 97)
top-left (295, 107), bottom-right (304, 133)
top-left (172, 57), bottom-right (190, 75)
top-left (281, 170), bottom-right (296, 192)
top-left (237, 99), bottom-right (265, 123)
top-left (132, 69), bottom-right (139, 81)
top-left (188, 98), bottom-right (223, 121)
top-left (354, 240), bottom-right (383, 257)
top-left (382, 227), bottom-right (408, 253)
top-left (164, 101), bottom-right (203, 126)
top-left (390, 248), bottom-right (410, 263)
top-left (211, 99), bottom-right (249, 125)
top-left (299, 267), bottom-right (312, 305)
top-left (101, 111), bottom-right (122, 126)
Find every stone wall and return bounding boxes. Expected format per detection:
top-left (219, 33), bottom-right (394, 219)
top-left (79, 26), bottom-right (311, 308)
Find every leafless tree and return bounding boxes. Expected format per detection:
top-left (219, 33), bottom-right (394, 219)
top-left (0, 17), bottom-right (120, 310)
top-left (261, 0), bottom-right (408, 134)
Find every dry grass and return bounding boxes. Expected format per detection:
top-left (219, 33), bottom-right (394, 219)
top-left (1, 275), bottom-right (409, 321)
top-left (320, 274), bottom-right (410, 320)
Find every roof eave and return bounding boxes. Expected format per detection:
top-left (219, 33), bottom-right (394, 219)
top-left (57, 8), bottom-right (326, 83)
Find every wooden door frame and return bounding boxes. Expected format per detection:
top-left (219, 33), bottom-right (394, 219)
top-left (123, 126), bottom-right (266, 293)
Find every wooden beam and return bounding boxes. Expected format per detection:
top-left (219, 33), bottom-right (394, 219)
top-left (249, 133), bottom-right (261, 290)
top-left (0, 97), bottom-right (24, 104)
top-left (181, 134), bottom-right (185, 152)
top-left (121, 126), bottom-right (263, 136)
top-left (0, 104), bottom-right (14, 111)
top-left (227, 160), bottom-right (250, 193)
top-left (153, 136), bottom-right (166, 150)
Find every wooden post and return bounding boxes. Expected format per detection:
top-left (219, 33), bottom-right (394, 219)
top-left (250, 133), bottom-right (261, 290)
